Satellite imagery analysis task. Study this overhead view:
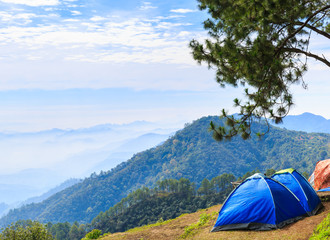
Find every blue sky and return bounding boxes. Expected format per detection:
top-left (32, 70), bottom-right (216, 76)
top-left (0, 0), bottom-right (329, 132)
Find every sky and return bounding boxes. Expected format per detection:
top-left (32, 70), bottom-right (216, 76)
top-left (0, 0), bottom-right (329, 132)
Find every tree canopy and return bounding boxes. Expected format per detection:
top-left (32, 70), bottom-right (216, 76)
top-left (0, 220), bottom-right (53, 240)
top-left (190, 0), bottom-right (330, 140)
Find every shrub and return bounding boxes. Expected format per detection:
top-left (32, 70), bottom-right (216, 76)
top-left (310, 213), bottom-right (330, 240)
top-left (82, 229), bottom-right (102, 239)
top-left (0, 220), bottom-right (53, 240)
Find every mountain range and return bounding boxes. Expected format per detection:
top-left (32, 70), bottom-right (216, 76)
top-left (1, 112), bottom-right (327, 208)
top-left (0, 122), bottom-right (176, 205)
top-left (276, 112), bottom-right (330, 133)
top-left (0, 114), bottom-right (328, 226)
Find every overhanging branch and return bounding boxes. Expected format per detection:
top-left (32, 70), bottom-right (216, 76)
top-left (276, 5), bottom-right (330, 53)
top-left (294, 22), bottom-right (330, 39)
top-left (283, 47), bottom-right (330, 67)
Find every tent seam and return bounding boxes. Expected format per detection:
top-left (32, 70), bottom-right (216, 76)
top-left (261, 177), bottom-right (277, 225)
top-left (272, 178), bottom-right (301, 202)
top-left (291, 173), bottom-right (308, 201)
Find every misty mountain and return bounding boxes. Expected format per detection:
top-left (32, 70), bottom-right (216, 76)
top-left (0, 169), bottom-right (62, 204)
top-left (0, 203), bottom-right (9, 217)
top-left (51, 132), bottom-right (173, 178)
top-left (0, 121), bottom-right (178, 204)
top-left (275, 112), bottom-right (330, 133)
top-left (89, 132), bottom-right (172, 174)
top-left (0, 179), bottom-right (81, 217)
top-left (1, 116), bottom-right (328, 226)
top-left (20, 178), bottom-right (82, 206)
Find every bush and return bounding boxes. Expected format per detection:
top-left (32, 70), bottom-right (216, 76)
top-left (0, 220), bottom-right (53, 240)
top-left (83, 229), bottom-right (102, 239)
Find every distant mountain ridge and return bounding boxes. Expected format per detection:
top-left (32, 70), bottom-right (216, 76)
top-left (0, 179), bottom-right (81, 217)
top-left (20, 178), bottom-right (82, 206)
top-left (0, 121), bottom-right (176, 204)
top-left (276, 112), bottom-right (330, 133)
top-left (1, 116), bottom-right (328, 226)
top-left (0, 169), bottom-right (61, 204)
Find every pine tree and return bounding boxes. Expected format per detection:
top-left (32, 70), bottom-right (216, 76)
top-left (190, 0), bottom-right (329, 140)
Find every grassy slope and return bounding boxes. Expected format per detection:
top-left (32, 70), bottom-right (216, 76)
top-left (101, 201), bottom-right (330, 240)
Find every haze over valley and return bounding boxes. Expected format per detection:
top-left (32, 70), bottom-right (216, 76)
top-left (0, 121), bottom-right (177, 208)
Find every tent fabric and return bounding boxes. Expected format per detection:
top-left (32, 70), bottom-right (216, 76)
top-left (275, 168), bottom-right (295, 174)
top-left (309, 159), bottom-right (330, 191)
top-left (272, 168), bottom-right (322, 216)
top-left (317, 187), bottom-right (330, 192)
top-left (211, 173), bottom-right (307, 232)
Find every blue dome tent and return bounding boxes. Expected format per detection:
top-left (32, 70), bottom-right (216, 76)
top-left (272, 168), bottom-right (323, 216)
top-left (211, 173), bottom-right (307, 231)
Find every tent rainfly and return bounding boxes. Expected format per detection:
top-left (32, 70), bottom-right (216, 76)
top-left (212, 173), bottom-right (307, 231)
top-left (272, 168), bottom-right (323, 216)
top-left (309, 159), bottom-right (330, 191)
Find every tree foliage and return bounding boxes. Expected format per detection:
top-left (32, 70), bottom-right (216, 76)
top-left (0, 220), bottom-right (53, 240)
top-left (90, 175), bottom-right (235, 235)
top-left (82, 229), bottom-right (102, 240)
top-left (190, 0), bottom-right (330, 140)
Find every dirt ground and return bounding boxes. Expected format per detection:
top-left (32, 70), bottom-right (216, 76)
top-left (101, 201), bottom-right (330, 240)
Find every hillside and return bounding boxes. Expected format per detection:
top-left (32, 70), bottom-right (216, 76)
top-left (89, 175), bottom-right (235, 235)
top-left (100, 201), bottom-right (330, 240)
top-left (1, 116), bottom-right (329, 226)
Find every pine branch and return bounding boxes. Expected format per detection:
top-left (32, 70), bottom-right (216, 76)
top-left (294, 22), bottom-right (330, 39)
top-left (282, 47), bottom-right (330, 67)
top-left (276, 5), bottom-right (330, 53)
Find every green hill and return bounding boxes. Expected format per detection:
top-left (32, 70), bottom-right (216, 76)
top-left (1, 116), bottom-right (329, 226)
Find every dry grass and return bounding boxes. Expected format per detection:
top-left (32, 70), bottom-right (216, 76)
top-left (101, 201), bottom-right (330, 240)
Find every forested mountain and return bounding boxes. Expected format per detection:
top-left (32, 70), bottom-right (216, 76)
top-left (1, 116), bottom-right (329, 226)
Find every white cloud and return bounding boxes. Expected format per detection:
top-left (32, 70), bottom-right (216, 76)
top-left (0, 11), bottom-right (37, 24)
top-left (177, 31), bottom-right (191, 38)
top-left (155, 22), bottom-right (192, 30)
top-left (44, 7), bottom-right (56, 11)
top-left (139, 1), bottom-right (157, 11)
top-left (170, 9), bottom-right (197, 14)
top-left (0, 0), bottom-right (60, 6)
top-left (0, 14), bottom-right (202, 65)
top-left (155, 15), bottom-right (185, 20)
top-left (62, 18), bottom-right (80, 22)
top-left (90, 16), bottom-right (107, 22)
top-left (71, 10), bottom-right (82, 16)
top-left (0, 0), bottom-right (327, 97)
